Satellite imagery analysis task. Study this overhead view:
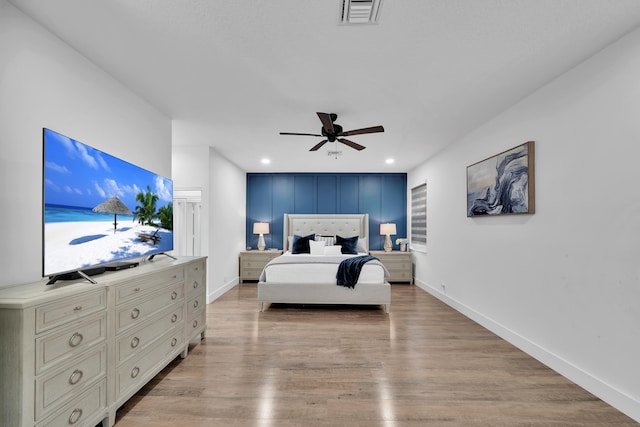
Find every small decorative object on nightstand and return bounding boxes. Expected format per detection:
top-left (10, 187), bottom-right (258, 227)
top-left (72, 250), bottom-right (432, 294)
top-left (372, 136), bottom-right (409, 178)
top-left (240, 250), bottom-right (282, 282)
top-left (396, 238), bottom-right (409, 252)
top-left (253, 222), bottom-right (269, 251)
top-left (370, 250), bottom-right (413, 284)
top-left (380, 223), bottom-right (397, 252)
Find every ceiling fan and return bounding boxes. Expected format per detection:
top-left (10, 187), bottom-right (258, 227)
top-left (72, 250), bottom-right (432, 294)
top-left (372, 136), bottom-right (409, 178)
top-left (280, 112), bottom-right (384, 151)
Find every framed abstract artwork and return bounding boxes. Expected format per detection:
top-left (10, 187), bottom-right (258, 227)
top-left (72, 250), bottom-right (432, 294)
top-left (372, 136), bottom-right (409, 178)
top-left (466, 141), bottom-right (535, 217)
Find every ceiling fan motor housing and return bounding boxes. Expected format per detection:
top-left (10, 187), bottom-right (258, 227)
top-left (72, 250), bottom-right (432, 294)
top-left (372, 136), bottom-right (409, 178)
top-left (321, 123), bottom-right (343, 141)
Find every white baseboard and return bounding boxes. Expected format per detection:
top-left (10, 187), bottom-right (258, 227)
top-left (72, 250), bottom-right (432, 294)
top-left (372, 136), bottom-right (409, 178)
top-left (414, 278), bottom-right (640, 423)
top-left (207, 276), bottom-right (239, 303)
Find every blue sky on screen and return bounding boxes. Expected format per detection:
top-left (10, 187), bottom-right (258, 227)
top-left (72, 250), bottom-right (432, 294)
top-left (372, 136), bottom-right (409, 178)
top-left (44, 128), bottom-right (172, 210)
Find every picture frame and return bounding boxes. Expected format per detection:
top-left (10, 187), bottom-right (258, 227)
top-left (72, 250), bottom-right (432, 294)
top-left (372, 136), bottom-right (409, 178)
top-left (466, 141), bottom-right (535, 217)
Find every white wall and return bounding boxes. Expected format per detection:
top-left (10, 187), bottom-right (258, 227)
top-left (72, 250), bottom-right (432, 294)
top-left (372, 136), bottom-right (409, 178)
top-left (0, 1), bottom-right (171, 288)
top-left (172, 131), bottom-right (246, 302)
top-left (409, 27), bottom-right (640, 421)
top-left (209, 148), bottom-right (246, 300)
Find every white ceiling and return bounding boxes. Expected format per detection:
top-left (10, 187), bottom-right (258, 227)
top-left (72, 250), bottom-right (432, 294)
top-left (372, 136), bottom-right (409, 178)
top-left (9, 0), bottom-right (640, 173)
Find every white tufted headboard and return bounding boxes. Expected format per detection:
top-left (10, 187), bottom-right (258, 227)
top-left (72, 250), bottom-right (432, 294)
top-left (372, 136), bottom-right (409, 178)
top-left (282, 213), bottom-right (369, 251)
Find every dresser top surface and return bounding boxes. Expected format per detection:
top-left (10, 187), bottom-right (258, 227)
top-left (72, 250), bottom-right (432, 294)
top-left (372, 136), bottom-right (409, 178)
top-left (0, 256), bottom-right (206, 308)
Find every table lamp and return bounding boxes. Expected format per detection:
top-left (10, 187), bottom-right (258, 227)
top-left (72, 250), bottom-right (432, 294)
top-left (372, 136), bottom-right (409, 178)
top-left (380, 223), bottom-right (397, 252)
top-left (253, 222), bottom-right (269, 251)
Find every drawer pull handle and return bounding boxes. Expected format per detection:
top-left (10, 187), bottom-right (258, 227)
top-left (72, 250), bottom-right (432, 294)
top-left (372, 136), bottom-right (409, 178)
top-left (131, 366), bottom-right (140, 378)
top-left (131, 336), bottom-right (140, 348)
top-left (193, 300), bottom-right (199, 309)
top-left (68, 369), bottom-right (83, 385)
top-left (134, 287), bottom-right (141, 292)
top-left (131, 308), bottom-right (140, 319)
top-left (171, 314), bottom-right (178, 323)
top-left (68, 408), bottom-right (83, 425)
top-left (68, 332), bottom-right (83, 347)
top-left (171, 291), bottom-right (178, 300)
top-left (192, 281), bottom-right (199, 289)
top-left (73, 306), bottom-right (82, 311)
top-left (193, 320), bottom-right (198, 328)
top-left (173, 275), bottom-right (177, 279)
top-left (171, 337), bottom-right (178, 347)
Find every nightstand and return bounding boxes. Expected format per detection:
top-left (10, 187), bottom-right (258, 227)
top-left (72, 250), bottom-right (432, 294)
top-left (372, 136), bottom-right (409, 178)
top-left (369, 250), bottom-right (413, 284)
top-left (239, 250), bottom-right (282, 282)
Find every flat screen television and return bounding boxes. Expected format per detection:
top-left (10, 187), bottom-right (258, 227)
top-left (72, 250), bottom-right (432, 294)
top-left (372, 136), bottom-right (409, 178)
top-left (43, 128), bottom-right (174, 283)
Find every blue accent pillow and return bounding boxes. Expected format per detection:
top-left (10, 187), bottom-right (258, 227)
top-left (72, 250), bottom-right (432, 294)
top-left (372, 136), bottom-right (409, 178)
top-left (291, 234), bottom-right (315, 254)
top-left (336, 235), bottom-right (359, 254)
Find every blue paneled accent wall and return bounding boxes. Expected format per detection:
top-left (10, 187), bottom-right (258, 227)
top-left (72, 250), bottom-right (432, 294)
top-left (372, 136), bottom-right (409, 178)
top-left (246, 173), bottom-right (407, 251)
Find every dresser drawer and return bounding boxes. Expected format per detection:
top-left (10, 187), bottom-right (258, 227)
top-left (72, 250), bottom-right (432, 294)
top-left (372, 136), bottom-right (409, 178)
top-left (36, 379), bottom-right (106, 427)
top-left (115, 281), bottom-right (185, 334)
top-left (389, 270), bottom-right (413, 281)
top-left (35, 289), bottom-right (106, 334)
top-left (186, 294), bottom-right (204, 318)
top-left (187, 309), bottom-right (206, 338)
top-left (36, 313), bottom-right (107, 373)
top-left (241, 258), bottom-right (273, 269)
top-left (116, 328), bottom-right (184, 397)
top-left (114, 268), bottom-right (184, 305)
top-left (186, 261), bottom-right (205, 297)
top-left (241, 252), bottom-right (280, 265)
top-left (116, 305), bottom-right (184, 364)
top-left (241, 268), bottom-right (265, 281)
top-left (241, 259), bottom-right (266, 269)
top-left (379, 258), bottom-right (412, 270)
top-left (35, 345), bottom-right (107, 419)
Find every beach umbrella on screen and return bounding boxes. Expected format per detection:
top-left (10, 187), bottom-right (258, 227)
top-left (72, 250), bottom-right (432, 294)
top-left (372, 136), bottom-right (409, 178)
top-left (92, 196), bottom-right (133, 233)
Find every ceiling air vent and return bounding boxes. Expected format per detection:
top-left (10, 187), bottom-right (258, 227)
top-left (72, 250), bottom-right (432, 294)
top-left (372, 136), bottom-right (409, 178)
top-left (339, 0), bottom-right (382, 25)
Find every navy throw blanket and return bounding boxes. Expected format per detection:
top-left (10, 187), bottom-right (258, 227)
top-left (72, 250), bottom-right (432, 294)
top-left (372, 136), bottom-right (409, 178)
top-left (337, 255), bottom-right (378, 288)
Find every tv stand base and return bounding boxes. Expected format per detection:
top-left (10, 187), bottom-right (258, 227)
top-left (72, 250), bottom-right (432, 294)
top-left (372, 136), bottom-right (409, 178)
top-left (47, 266), bottom-right (105, 285)
top-left (148, 252), bottom-right (177, 261)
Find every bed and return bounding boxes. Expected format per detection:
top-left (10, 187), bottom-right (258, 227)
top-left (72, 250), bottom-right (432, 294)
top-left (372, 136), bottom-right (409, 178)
top-left (257, 213), bottom-right (391, 312)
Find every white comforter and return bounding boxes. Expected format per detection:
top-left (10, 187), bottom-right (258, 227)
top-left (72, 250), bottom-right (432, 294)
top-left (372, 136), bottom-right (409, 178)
top-left (260, 251), bottom-right (388, 284)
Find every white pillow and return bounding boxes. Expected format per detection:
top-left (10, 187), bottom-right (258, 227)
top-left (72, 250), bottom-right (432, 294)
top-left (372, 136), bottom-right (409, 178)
top-left (315, 235), bottom-right (335, 246)
top-left (309, 240), bottom-right (326, 255)
top-left (324, 245), bottom-right (343, 256)
top-left (357, 237), bottom-right (368, 253)
top-left (287, 235), bottom-right (293, 251)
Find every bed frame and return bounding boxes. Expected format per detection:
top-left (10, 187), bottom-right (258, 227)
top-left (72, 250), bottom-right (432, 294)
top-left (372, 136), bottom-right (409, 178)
top-left (257, 213), bottom-right (391, 313)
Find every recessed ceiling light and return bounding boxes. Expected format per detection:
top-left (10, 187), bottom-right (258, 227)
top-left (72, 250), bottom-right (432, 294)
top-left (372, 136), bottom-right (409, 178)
top-left (261, 158), bottom-right (271, 164)
top-left (385, 158), bottom-right (394, 164)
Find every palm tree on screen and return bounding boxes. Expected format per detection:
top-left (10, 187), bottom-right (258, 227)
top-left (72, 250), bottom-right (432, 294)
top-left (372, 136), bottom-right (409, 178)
top-left (158, 202), bottom-right (173, 230)
top-left (133, 185), bottom-right (158, 226)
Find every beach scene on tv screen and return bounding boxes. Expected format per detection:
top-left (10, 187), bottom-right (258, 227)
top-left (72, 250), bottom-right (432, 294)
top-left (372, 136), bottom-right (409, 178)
top-left (43, 129), bottom-right (173, 276)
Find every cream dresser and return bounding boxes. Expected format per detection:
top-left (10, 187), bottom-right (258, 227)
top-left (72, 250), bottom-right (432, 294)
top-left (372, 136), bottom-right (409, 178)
top-left (0, 256), bottom-right (206, 427)
top-left (369, 251), bottom-right (413, 284)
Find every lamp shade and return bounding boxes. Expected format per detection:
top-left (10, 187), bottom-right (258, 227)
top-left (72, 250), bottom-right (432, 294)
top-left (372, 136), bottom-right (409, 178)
top-left (380, 223), bottom-right (397, 235)
top-left (253, 222), bottom-right (269, 234)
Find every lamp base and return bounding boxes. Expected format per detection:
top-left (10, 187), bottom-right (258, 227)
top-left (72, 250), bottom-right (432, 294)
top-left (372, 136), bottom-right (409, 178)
top-left (257, 234), bottom-right (266, 251)
top-left (384, 234), bottom-right (392, 252)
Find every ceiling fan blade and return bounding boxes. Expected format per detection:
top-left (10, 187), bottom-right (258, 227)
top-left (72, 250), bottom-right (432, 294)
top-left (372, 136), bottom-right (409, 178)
top-left (338, 138), bottom-right (366, 151)
top-left (316, 112), bottom-right (335, 134)
top-left (310, 140), bottom-right (329, 151)
top-left (280, 132), bottom-right (323, 137)
top-left (340, 125), bottom-right (385, 137)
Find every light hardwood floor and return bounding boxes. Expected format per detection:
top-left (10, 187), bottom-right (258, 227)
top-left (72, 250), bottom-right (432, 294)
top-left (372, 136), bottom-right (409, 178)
top-left (113, 284), bottom-right (637, 426)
